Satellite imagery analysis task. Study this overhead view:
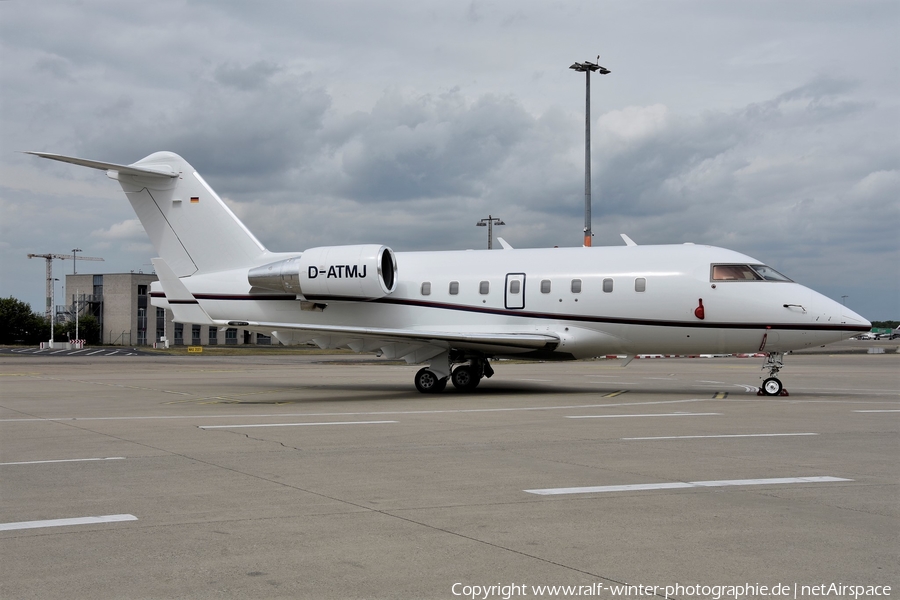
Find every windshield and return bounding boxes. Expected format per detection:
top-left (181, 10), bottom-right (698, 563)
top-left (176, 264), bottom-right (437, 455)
top-left (711, 264), bottom-right (793, 282)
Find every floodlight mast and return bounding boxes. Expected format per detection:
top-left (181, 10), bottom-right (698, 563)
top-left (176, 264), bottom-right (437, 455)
top-left (475, 215), bottom-right (505, 249)
top-left (570, 59), bottom-right (610, 247)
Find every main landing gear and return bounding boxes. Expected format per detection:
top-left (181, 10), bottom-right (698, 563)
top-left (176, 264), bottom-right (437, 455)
top-left (414, 356), bottom-right (494, 394)
top-left (758, 352), bottom-right (790, 396)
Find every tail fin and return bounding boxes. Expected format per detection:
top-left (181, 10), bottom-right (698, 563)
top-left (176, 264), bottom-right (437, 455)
top-left (26, 151), bottom-right (268, 276)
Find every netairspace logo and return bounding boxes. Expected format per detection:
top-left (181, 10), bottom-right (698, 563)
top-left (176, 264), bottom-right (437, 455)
top-left (450, 582), bottom-right (893, 599)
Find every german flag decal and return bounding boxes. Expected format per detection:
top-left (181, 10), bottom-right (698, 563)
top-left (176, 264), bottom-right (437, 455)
top-left (190, 197), bottom-right (199, 203)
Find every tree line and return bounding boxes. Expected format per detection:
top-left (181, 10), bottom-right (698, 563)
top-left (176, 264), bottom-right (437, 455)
top-left (0, 297), bottom-right (100, 345)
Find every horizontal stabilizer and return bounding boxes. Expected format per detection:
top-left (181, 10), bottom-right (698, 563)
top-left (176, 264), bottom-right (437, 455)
top-left (25, 152), bottom-right (179, 178)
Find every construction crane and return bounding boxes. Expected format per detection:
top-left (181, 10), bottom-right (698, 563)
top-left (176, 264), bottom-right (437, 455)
top-left (27, 252), bottom-right (104, 321)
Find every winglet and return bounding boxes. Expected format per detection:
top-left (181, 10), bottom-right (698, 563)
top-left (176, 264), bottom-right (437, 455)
top-left (151, 258), bottom-right (214, 324)
top-left (497, 237), bottom-right (514, 250)
top-left (620, 234), bottom-right (638, 246)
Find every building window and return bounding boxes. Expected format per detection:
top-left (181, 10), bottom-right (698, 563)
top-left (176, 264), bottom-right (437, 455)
top-left (156, 307), bottom-right (166, 342)
top-left (93, 274), bottom-right (103, 298)
top-left (421, 282), bottom-right (431, 296)
top-left (192, 324), bottom-right (201, 345)
top-left (137, 307), bottom-right (147, 345)
top-left (635, 278), bottom-right (646, 292)
top-left (571, 279), bottom-right (582, 293)
top-left (449, 281), bottom-right (459, 295)
top-left (479, 281), bottom-right (490, 295)
top-left (174, 323), bottom-right (184, 345)
top-left (603, 278), bottom-right (614, 293)
top-left (256, 333), bottom-right (272, 345)
top-left (225, 328), bottom-right (238, 345)
top-left (208, 326), bottom-right (218, 345)
top-left (137, 285), bottom-right (147, 296)
top-left (541, 280), bottom-right (551, 293)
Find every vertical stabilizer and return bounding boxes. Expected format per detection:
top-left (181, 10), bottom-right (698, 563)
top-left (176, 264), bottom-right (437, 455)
top-left (27, 151), bottom-right (268, 276)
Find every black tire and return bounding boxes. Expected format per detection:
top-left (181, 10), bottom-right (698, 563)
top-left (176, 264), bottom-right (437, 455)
top-left (762, 377), bottom-right (783, 396)
top-left (415, 368), bottom-right (446, 393)
top-left (451, 365), bottom-right (480, 391)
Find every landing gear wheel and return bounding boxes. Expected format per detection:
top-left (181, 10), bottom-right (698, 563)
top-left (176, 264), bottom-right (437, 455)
top-left (451, 365), bottom-right (480, 391)
top-left (415, 368), bottom-right (447, 393)
top-left (762, 377), bottom-right (783, 396)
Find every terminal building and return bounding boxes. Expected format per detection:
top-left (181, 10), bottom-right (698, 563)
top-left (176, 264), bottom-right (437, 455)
top-left (60, 272), bottom-right (274, 346)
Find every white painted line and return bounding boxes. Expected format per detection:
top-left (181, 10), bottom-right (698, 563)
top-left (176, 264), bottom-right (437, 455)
top-left (199, 420), bottom-right (398, 430)
top-left (1, 457), bottom-right (125, 466)
top-left (853, 409), bottom-right (900, 413)
top-left (86, 350), bottom-right (104, 355)
top-left (567, 412), bottom-right (722, 419)
top-left (0, 514), bottom-right (138, 532)
top-left (525, 476), bottom-right (852, 496)
top-left (622, 433), bottom-right (818, 440)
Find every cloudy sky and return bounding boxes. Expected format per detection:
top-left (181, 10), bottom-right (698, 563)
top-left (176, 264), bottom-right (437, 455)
top-left (1, 0), bottom-right (897, 320)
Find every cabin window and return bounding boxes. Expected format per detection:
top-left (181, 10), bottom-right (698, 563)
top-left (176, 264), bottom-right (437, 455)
top-left (479, 281), bottom-right (490, 295)
top-left (421, 282), bottom-right (431, 296)
top-left (449, 281), bottom-right (459, 295)
top-left (603, 278), bottom-right (614, 293)
top-left (635, 278), bottom-right (646, 292)
top-left (571, 279), bottom-right (582, 293)
top-left (541, 279), bottom-right (551, 293)
top-left (509, 280), bottom-right (521, 294)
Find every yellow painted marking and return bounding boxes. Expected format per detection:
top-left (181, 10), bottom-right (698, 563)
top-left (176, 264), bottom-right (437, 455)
top-left (603, 390), bottom-right (628, 398)
top-left (713, 392), bottom-right (729, 399)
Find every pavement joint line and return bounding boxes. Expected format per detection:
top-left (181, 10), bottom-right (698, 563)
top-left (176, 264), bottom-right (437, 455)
top-left (566, 412), bottom-right (722, 419)
top-left (524, 476), bottom-right (853, 495)
top-left (620, 433), bottom-right (819, 440)
top-left (198, 420), bottom-right (399, 430)
top-left (1, 457), bottom-right (125, 466)
top-left (0, 514), bottom-right (138, 531)
top-left (0, 398), bottom-right (708, 422)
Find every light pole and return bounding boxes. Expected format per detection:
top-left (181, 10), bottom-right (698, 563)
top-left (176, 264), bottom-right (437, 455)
top-left (570, 57), bottom-right (610, 247)
top-left (476, 215), bottom-right (505, 250)
top-left (51, 277), bottom-right (59, 346)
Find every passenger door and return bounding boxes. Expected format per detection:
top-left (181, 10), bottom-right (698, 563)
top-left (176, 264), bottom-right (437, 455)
top-left (505, 273), bottom-right (525, 310)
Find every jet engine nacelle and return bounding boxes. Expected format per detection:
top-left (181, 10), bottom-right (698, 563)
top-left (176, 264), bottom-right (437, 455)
top-left (248, 244), bottom-right (397, 300)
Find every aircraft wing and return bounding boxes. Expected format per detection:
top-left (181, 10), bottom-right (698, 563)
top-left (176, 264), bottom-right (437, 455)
top-left (231, 320), bottom-right (560, 356)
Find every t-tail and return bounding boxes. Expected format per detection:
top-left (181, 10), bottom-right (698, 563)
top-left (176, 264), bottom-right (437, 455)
top-left (25, 151), bottom-right (268, 276)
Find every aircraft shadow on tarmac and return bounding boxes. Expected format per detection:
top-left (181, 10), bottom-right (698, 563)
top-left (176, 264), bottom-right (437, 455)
top-left (178, 379), bottom-right (761, 406)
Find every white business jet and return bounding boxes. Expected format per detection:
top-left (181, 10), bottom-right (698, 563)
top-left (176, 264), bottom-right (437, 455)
top-left (27, 151), bottom-right (870, 395)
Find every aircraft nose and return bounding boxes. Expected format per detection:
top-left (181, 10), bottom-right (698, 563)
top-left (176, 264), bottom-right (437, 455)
top-left (841, 305), bottom-right (871, 330)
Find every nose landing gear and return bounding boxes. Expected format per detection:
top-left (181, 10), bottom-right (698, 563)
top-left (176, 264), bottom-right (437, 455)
top-left (758, 352), bottom-right (790, 396)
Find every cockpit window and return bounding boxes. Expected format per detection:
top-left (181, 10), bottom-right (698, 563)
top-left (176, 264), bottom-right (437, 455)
top-left (711, 264), bottom-right (793, 282)
top-left (751, 265), bottom-right (793, 282)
